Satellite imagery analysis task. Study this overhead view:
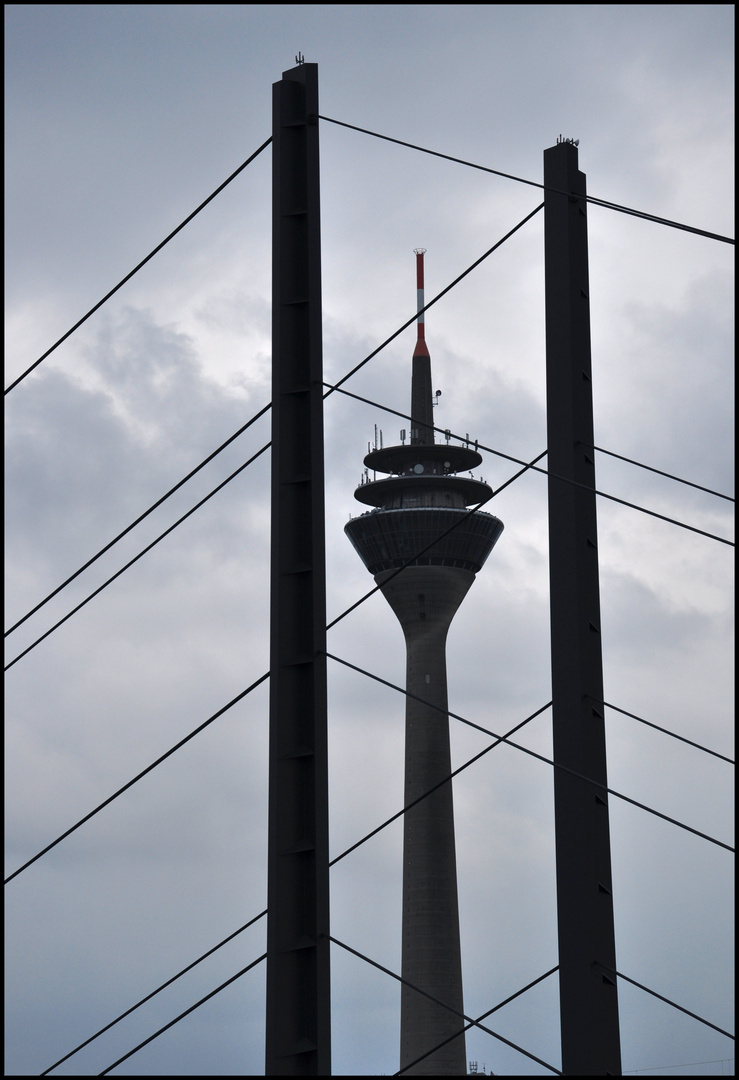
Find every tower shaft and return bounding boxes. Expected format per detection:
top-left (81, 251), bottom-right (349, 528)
top-left (378, 566), bottom-right (472, 1074)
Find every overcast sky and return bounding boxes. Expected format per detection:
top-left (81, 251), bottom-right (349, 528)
top-left (4, 5), bottom-right (734, 1077)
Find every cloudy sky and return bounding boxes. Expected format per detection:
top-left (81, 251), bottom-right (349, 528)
top-left (4, 5), bottom-right (734, 1076)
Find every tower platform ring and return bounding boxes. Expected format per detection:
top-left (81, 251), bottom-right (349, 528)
top-left (345, 506), bottom-right (503, 575)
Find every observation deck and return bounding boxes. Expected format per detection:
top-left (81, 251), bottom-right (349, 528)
top-left (346, 440), bottom-right (503, 575)
top-left (346, 505), bottom-right (503, 574)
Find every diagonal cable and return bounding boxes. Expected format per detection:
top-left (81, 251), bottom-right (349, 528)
top-left (328, 698), bottom-right (551, 867)
top-left (4, 671), bottom-right (269, 884)
top-left (4, 442), bottom-right (271, 671)
top-left (5, 403), bottom-right (272, 638)
top-left (603, 966), bottom-right (734, 1041)
top-left (327, 652), bottom-right (734, 854)
top-left (604, 702), bottom-right (734, 765)
top-left (41, 908), bottom-right (267, 1075)
top-left (318, 115), bottom-right (734, 245)
top-left (593, 446), bottom-right (735, 503)
top-left (396, 965), bottom-right (559, 1075)
top-left (4, 137), bottom-right (272, 395)
top-left (97, 952), bottom-right (267, 1076)
top-left (329, 934), bottom-right (562, 1074)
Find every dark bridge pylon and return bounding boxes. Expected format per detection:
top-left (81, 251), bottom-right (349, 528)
top-left (545, 139), bottom-right (622, 1075)
top-left (266, 61), bottom-right (331, 1076)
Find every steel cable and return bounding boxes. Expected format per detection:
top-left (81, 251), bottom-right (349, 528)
top-left (7, 205), bottom-right (543, 660)
top-left (4, 451), bottom-right (535, 882)
top-left (36, 704), bottom-right (546, 1066)
top-left (322, 203), bottom-right (544, 399)
top-left (4, 138), bottom-right (272, 395)
top-left (593, 446), bottom-right (735, 504)
top-left (318, 115), bottom-right (734, 245)
top-left (603, 967), bottom-right (734, 1041)
top-left (3, 671), bottom-right (269, 884)
top-left (604, 702), bottom-right (734, 765)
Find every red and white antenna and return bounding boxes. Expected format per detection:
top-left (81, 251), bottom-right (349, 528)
top-left (413, 247), bottom-right (429, 358)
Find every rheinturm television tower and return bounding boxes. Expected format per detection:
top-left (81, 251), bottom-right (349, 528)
top-left (345, 250), bottom-right (504, 1075)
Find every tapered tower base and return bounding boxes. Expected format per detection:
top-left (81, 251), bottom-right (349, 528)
top-left (378, 567), bottom-right (472, 1075)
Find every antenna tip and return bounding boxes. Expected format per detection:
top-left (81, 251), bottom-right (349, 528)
top-left (413, 247), bottom-right (427, 255)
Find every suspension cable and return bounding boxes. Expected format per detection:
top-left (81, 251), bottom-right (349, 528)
top-left (4, 465), bottom-right (531, 884)
top-left (604, 702), bottom-right (734, 765)
top-left (4, 138), bottom-right (273, 396)
top-left (328, 700), bottom-right (551, 868)
top-left (4, 442), bottom-right (271, 671)
top-left (38, 705), bottom-right (546, 1068)
top-left (5, 403), bottom-right (272, 638)
top-left (603, 967), bottom-right (734, 1041)
top-left (317, 115), bottom-right (734, 245)
top-left (593, 446), bottom-right (734, 503)
top-left (32, 708), bottom-right (546, 1069)
top-left (8, 204), bottom-right (541, 651)
top-left (4, 672), bottom-right (269, 884)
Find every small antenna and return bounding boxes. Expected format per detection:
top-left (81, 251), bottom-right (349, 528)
top-left (295, 52), bottom-right (305, 65)
top-left (413, 248), bottom-right (429, 359)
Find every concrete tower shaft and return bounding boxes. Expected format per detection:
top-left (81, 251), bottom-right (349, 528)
top-left (377, 565), bottom-right (473, 1074)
